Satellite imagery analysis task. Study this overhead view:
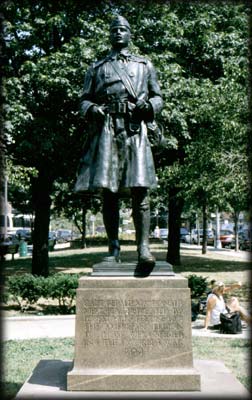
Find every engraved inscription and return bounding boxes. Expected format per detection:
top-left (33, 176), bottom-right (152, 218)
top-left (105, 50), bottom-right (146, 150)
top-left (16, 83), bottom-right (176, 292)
top-left (125, 346), bottom-right (144, 357)
top-left (78, 296), bottom-right (189, 356)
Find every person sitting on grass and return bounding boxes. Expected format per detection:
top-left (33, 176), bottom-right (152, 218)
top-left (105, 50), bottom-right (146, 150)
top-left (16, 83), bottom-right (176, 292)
top-left (203, 281), bottom-right (251, 330)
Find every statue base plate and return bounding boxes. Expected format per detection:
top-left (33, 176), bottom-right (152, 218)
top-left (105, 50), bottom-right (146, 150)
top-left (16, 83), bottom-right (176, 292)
top-left (92, 260), bottom-right (175, 277)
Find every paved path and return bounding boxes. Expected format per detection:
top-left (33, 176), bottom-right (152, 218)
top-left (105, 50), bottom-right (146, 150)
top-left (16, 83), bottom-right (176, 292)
top-left (180, 243), bottom-right (251, 260)
top-left (2, 315), bottom-right (251, 341)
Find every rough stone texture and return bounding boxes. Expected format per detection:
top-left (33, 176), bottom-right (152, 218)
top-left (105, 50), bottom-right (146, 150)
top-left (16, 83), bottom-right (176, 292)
top-left (67, 273), bottom-right (201, 391)
top-left (68, 369), bottom-right (200, 391)
top-left (15, 359), bottom-right (250, 398)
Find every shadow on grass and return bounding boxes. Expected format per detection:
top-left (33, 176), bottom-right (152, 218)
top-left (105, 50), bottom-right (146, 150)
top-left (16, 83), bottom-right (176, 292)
top-left (1, 303), bottom-right (76, 316)
top-left (1, 251), bottom-right (106, 276)
top-left (175, 255), bottom-right (251, 273)
top-left (1, 246), bottom-right (251, 278)
top-left (229, 340), bottom-right (251, 348)
top-left (3, 382), bottom-right (23, 400)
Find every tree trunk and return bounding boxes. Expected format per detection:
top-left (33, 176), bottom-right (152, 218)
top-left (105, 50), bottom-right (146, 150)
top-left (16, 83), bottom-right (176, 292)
top-left (167, 187), bottom-right (184, 265)
top-left (31, 171), bottom-right (52, 276)
top-left (202, 201), bottom-right (207, 254)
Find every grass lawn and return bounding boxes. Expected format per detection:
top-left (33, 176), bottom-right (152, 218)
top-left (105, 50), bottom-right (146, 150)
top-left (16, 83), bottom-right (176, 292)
top-left (1, 241), bottom-right (251, 280)
top-left (2, 336), bottom-right (251, 399)
top-left (1, 242), bottom-right (251, 315)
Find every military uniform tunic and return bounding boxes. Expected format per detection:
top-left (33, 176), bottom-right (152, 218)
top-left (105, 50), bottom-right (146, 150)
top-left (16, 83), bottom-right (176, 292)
top-left (74, 48), bottom-right (163, 194)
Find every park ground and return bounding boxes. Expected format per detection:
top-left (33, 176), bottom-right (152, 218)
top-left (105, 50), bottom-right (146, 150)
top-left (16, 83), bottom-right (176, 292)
top-left (1, 241), bottom-right (252, 398)
top-left (1, 241), bottom-right (251, 316)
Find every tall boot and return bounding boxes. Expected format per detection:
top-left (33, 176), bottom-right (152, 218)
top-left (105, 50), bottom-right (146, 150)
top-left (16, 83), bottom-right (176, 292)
top-left (132, 188), bottom-right (155, 265)
top-left (103, 189), bottom-right (120, 262)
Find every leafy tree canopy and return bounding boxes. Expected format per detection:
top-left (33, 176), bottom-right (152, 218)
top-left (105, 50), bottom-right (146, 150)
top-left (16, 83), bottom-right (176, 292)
top-left (2, 0), bottom-right (250, 271)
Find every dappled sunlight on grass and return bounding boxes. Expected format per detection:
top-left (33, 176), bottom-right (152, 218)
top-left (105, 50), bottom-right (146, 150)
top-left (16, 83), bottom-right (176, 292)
top-left (2, 242), bottom-right (251, 278)
top-left (177, 256), bottom-right (251, 272)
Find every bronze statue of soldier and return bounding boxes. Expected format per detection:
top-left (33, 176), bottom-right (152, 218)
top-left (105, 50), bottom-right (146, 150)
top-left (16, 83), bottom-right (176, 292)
top-left (75, 16), bottom-right (163, 267)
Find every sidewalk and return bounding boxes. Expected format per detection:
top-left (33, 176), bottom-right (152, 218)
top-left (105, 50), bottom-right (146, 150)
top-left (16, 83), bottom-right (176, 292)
top-left (2, 314), bottom-right (251, 341)
top-left (2, 315), bottom-right (75, 341)
top-left (180, 243), bottom-right (251, 260)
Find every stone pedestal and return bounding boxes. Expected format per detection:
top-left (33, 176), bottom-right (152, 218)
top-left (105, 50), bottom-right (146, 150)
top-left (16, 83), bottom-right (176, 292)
top-left (67, 263), bottom-right (200, 391)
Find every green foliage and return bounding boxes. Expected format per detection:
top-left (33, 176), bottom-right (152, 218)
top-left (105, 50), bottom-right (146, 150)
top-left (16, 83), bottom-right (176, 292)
top-left (7, 274), bottom-right (46, 311)
top-left (7, 273), bottom-right (79, 312)
top-left (46, 273), bottom-right (79, 312)
top-left (0, 290), bottom-right (10, 304)
top-left (151, 3), bottom-right (249, 221)
top-left (6, 163), bottom-right (37, 215)
top-left (187, 274), bottom-right (208, 298)
top-left (2, 1), bottom-right (250, 270)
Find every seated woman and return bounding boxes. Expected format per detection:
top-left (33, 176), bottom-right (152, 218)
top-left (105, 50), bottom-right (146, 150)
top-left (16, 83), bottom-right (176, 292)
top-left (203, 281), bottom-right (251, 330)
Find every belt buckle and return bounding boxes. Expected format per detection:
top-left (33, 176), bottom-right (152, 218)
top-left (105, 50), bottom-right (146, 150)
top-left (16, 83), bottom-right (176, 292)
top-left (118, 102), bottom-right (126, 114)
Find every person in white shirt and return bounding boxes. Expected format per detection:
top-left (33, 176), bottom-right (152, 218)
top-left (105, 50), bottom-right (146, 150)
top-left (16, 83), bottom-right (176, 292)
top-left (203, 281), bottom-right (251, 330)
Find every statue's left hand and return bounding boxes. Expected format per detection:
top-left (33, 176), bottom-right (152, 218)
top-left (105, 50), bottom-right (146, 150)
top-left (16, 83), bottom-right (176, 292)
top-left (134, 100), bottom-right (152, 120)
top-left (135, 99), bottom-right (151, 111)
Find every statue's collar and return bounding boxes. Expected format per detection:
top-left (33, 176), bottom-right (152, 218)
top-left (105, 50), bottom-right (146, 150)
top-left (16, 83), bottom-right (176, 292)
top-left (109, 48), bottom-right (131, 60)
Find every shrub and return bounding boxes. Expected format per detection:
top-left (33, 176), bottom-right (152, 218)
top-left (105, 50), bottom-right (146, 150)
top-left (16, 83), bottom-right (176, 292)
top-left (46, 274), bottom-right (79, 313)
top-left (7, 274), bottom-right (46, 311)
top-left (0, 287), bottom-right (9, 304)
top-left (188, 274), bottom-right (208, 299)
top-left (6, 273), bottom-right (80, 313)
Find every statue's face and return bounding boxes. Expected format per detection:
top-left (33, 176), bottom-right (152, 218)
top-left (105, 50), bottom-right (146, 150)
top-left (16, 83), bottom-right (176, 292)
top-left (110, 26), bottom-right (131, 49)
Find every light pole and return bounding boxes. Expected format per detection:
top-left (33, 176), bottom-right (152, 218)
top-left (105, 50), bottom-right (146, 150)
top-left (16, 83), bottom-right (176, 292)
top-left (215, 208), bottom-right (222, 249)
top-left (155, 208), bottom-right (159, 228)
top-left (90, 215), bottom-right (96, 237)
top-left (4, 175), bottom-right (8, 238)
top-left (196, 213), bottom-right (200, 245)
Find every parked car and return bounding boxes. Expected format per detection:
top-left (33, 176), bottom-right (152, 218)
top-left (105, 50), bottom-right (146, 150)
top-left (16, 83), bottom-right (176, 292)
top-left (124, 229), bottom-right (136, 235)
top-left (56, 229), bottom-right (72, 243)
top-left (180, 227), bottom-right (189, 242)
top-left (48, 231), bottom-right (57, 251)
top-left (238, 229), bottom-right (252, 251)
top-left (159, 228), bottom-right (168, 240)
top-left (219, 230), bottom-right (235, 248)
top-left (15, 228), bottom-right (32, 244)
top-left (185, 229), bottom-right (214, 245)
top-left (6, 233), bottom-right (20, 245)
top-left (96, 226), bottom-right (106, 235)
top-left (0, 234), bottom-right (19, 259)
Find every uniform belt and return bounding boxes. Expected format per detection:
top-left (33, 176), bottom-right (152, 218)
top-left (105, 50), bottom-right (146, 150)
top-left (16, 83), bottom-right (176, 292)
top-left (107, 101), bottom-right (128, 115)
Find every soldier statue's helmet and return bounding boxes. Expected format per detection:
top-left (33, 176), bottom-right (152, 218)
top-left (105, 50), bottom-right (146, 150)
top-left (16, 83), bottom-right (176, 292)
top-left (110, 15), bottom-right (131, 32)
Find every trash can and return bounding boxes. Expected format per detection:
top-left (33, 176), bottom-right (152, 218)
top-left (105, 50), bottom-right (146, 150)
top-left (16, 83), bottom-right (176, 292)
top-left (19, 239), bottom-right (28, 257)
